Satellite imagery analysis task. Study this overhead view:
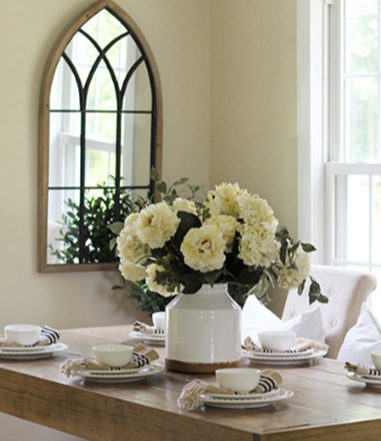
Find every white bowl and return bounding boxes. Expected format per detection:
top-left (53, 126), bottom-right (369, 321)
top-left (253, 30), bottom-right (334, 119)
top-left (152, 311), bottom-right (166, 332)
top-left (371, 350), bottom-right (381, 370)
top-left (216, 368), bottom-right (261, 393)
top-left (258, 330), bottom-right (297, 351)
top-left (4, 324), bottom-right (41, 346)
top-left (93, 344), bottom-right (134, 368)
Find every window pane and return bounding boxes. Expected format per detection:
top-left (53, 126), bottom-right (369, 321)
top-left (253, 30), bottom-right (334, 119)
top-left (344, 0), bottom-right (378, 74)
top-left (335, 175), bottom-right (370, 263)
top-left (344, 78), bottom-right (378, 161)
top-left (123, 62), bottom-right (152, 111)
top-left (87, 60), bottom-right (118, 111)
top-left (50, 58), bottom-right (80, 110)
top-left (372, 176), bottom-right (381, 263)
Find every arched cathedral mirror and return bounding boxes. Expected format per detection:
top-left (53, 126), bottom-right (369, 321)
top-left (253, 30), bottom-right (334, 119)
top-left (38, 0), bottom-right (162, 272)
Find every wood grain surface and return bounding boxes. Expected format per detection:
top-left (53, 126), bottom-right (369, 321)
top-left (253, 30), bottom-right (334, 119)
top-left (1, 325), bottom-right (381, 441)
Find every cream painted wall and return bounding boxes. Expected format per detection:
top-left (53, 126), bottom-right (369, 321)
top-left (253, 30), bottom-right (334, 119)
top-left (209, 0), bottom-right (297, 315)
top-left (0, 1), bottom-right (210, 439)
top-left (0, 0), bottom-right (298, 439)
top-left (210, 0), bottom-right (297, 232)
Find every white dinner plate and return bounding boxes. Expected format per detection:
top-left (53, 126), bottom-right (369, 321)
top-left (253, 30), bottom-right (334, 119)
top-left (205, 387), bottom-right (279, 400)
top-left (241, 348), bottom-right (314, 359)
top-left (242, 349), bottom-right (327, 366)
top-left (347, 372), bottom-right (381, 389)
top-left (200, 388), bottom-right (294, 409)
top-left (129, 331), bottom-right (165, 345)
top-left (0, 343), bottom-right (68, 360)
top-left (75, 363), bottom-right (164, 383)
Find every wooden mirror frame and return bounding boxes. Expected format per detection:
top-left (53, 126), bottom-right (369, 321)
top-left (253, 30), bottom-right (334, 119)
top-left (38, 0), bottom-right (162, 273)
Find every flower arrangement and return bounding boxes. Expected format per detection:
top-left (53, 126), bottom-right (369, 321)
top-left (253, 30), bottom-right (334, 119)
top-left (115, 172), bottom-right (327, 305)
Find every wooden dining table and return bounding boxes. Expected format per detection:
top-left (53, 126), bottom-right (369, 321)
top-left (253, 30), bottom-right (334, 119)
top-left (0, 325), bottom-right (380, 441)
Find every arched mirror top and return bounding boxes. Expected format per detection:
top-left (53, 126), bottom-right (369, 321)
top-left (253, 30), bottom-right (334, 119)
top-left (38, 0), bottom-right (162, 272)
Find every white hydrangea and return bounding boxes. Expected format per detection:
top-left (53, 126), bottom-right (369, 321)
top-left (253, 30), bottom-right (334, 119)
top-left (136, 202), bottom-right (180, 249)
top-left (277, 245), bottom-right (311, 290)
top-left (119, 262), bottom-right (147, 282)
top-left (172, 197), bottom-right (197, 215)
top-left (238, 225), bottom-right (280, 268)
top-left (180, 225), bottom-right (226, 273)
top-left (205, 214), bottom-right (239, 253)
top-left (237, 192), bottom-right (278, 233)
top-left (146, 263), bottom-right (177, 297)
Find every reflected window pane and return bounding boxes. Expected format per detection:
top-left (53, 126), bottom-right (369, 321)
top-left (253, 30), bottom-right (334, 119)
top-left (121, 113), bottom-right (151, 186)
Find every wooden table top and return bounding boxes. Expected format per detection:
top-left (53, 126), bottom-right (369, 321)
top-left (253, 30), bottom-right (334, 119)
top-left (0, 325), bottom-right (380, 441)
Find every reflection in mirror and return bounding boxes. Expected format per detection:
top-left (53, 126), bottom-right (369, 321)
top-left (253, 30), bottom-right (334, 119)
top-left (39, 1), bottom-right (162, 272)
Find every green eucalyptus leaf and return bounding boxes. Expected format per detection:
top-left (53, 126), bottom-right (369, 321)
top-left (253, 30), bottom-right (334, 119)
top-left (108, 221), bottom-right (124, 235)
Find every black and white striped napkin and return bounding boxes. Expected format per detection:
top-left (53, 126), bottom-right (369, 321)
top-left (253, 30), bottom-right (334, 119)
top-left (0, 325), bottom-right (60, 348)
top-left (345, 361), bottom-right (381, 377)
top-left (133, 320), bottom-right (164, 335)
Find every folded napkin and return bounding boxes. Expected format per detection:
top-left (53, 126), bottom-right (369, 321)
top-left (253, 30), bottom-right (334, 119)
top-left (242, 336), bottom-right (329, 354)
top-left (0, 325), bottom-right (60, 348)
top-left (345, 361), bottom-right (381, 377)
top-left (60, 344), bottom-right (159, 377)
top-left (133, 320), bottom-right (164, 335)
top-left (177, 369), bottom-right (282, 411)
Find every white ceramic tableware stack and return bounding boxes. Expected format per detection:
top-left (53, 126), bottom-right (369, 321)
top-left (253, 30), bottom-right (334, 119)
top-left (4, 324), bottom-right (41, 345)
top-left (371, 350), bottom-right (381, 370)
top-left (93, 344), bottom-right (134, 368)
top-left (258, 330), bottom-right (296, 351)
top-left (152, 312), bottom-right (166, 332)
top-left (216, 368), bottom-right (261, 393)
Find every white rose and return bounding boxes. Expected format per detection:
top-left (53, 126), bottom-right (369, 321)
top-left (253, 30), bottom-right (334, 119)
top-left (136, 202), bottom-right (180, 249)
top-left (146, 263), bottom-right (177, 297)
top-left (117, 216), bottom-right (150, 264)
top-left (173, 197), bottom-right (198, 215)
top-left (212, 182), bottom-right (247, 217)
top-left (180, 225), bottom-right (226, 273)
top-left (119, 262), bottom-right (147, 281)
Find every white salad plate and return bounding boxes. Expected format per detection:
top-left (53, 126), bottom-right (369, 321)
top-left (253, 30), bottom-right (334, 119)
top-left (75, 363), bottom-right (164, 383)
top-left (241, 349), bottom-right (327, 366)
top-left (200, 388), bottom-right (294, 409)
top-left (0, 343), bottom-right (68, 360)
top-left (129, 331), bottom-right (165, 345)
top-left (347, 372), bottom-right (381, 388)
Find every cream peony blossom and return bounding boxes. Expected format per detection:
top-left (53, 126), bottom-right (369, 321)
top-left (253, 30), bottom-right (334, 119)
top-left (277, 245), bottom-right (311, 290)
top-left (211, 182), bottom-right (247, 218)
top-left (119, 262), bottom-right (147, 281)
top-left (146, 263), bottom-right (177, 297)
top-left (136, 202), bottom-right (180, 249)
top-left (238, 225), bottom-right (280, 268)
top-left (205, 215), bottom-right (239, 253)
top-left (173, 197), bottom-right (197, 215)
top-left (117, 214), bottom-right (150, 264)
top-left (180, 225), bottom-right (226, 273)
top-left (237, 192), bottom-right (278, 233)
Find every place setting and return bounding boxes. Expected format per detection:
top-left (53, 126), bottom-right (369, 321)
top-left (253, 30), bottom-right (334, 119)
top-left (177, 366), bottom-right (293, 411)
top-left (60, 342), bottom-right (164, 383)
top-left (345, 350), bottom-right (381, 389)
top-left (0, 324), bottom-right (68, 360)
top-left (241, 330), bottom-right (329, 366)
top-left (128, 312), bottom-right (166, 345)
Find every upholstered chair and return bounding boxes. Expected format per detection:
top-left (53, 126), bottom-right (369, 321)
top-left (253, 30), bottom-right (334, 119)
top-left (281, 265), bottom-right (377, 359)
